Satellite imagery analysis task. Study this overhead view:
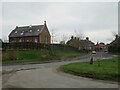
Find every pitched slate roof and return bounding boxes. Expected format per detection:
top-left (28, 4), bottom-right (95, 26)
top-left (9, 25), bottom-right (44, 37)
top-left (79, 40), bottom-right (94, 46)
top-left (109, 35), bottom-right (120, 46)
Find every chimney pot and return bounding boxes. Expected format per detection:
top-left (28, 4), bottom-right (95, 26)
top-left (71, 36), bottom-right (73, 39)
top-left (86, 37), bottom-right (89, 40)
top-left (116, 35), bottom-right (118, 39)
top-left (44, 20), bottom-right (46, 25)
top-left (16, 26), bottom-right (18, 28)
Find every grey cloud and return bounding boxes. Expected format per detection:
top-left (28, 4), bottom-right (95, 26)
top-left (2, 2), bottom-right (118, 43)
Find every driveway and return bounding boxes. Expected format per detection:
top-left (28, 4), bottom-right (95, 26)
top-left (2, 52), bottom-right (118, 88)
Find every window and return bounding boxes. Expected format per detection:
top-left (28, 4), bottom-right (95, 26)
top-left (37, 29), bottom-right (39, 31)
top-left (19, 39), bottom-right (22, 42)
top-left (21, 32), bottom-right (24, 35)
top-left (15, 31), bottom-right (18, 33)
top-left (30, 30), bottom-right (32, 32)
top-left (34, 38), bottom-right (38, 43)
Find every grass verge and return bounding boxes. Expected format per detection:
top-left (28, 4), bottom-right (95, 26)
top-left (2, 49), bottom-right (86, 64)
top-left (60, 56), bottom-right (119, 82)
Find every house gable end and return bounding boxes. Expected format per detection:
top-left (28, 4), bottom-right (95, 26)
top-left (39, 23), bottom-right (51, 44)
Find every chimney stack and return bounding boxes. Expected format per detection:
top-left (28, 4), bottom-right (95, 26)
top-left (71, 36), bottom-right (73, 39)
top-left (44, 20), bottom-right (46, 25)
top-left (16, 26), bottom-right (18, 28)
top-left (115, 35), bottom-right (118, 39)
top-left (86, 37), bottom-right (89, 40)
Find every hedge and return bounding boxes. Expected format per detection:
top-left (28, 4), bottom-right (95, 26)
top-left (108, 45), bottom-right (120, 53)
top-left (2, 42), bottom-right (78, 52)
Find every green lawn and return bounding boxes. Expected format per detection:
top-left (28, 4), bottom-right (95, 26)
top-left (3, 50), bottom-right (51, 63)
top-left (60, 57), bottom-right (119, 82)
top-left (2, 49), bottom-right (85, 64)
top-left (53, 50), bottom-right (84, 59)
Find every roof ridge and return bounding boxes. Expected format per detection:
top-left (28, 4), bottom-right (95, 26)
top-left (17, 25), bottom-right (44, 28)
top-left (32, 25), bottom-right (44, 26)
top-left (9, 24), bottom-right (45, 37)
top-left (17, 26), bottom-right (29, 28)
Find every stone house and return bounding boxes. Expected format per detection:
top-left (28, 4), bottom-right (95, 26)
top-left (109, 35), bottom-right (120, 46)
top-left (66, 36), bottom-right (95, 51)
top-left (108, 35), bottom-right (120, 53)
top-left (9, 21), bottom-right (51, 44)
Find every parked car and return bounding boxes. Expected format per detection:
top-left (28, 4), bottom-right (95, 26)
top-left (92, 51), bottom-right (96, 54)
top-left (104, 50), bottom-right (108, 53)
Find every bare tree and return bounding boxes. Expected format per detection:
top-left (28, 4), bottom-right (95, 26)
top-left (112, 31), bottom-right (118, 37)
top-left (111, 31), bottom-right (119, 40)
top-left (106, 32), bottom-right (118, 42)
top-left (60, 34), bottom-right (69, 44)
top-left (51, 28), bottom-right (57, 44)
top-left (2, 36), bottom-right (8, 43)
top-left (74, 29), bottom-right (85, 40)
top-left (61, 34), bottom-right (68, 42)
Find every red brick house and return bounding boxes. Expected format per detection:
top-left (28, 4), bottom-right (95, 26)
top-left (95, 42), bottom-right (107, 51)
top-left (9, 21), bottom-right (51, 44)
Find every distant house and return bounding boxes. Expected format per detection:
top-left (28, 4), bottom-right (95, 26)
top-left (79, 37), bottom-right (95, 51)
top-left (109, 35), bottom-right (120, 46)
top-left (9, 21), bottom-right (51, 44)
top-left (66, 36), bottom-right (79, 48)
top-left (95, 42), bottom-right (107, 51)
top-left (108, 35), bottom-right (120, 53)
top-left (66, 36), bottom-right (95, 51)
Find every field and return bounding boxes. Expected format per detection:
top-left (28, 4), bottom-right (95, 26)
top-left (2, 49), bottom-right (84, 64)
top-left (60, 57), bottom-right (119, 82)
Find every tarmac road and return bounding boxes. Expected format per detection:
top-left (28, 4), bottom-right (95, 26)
top-left (2, 52), bottom-right (118, 88)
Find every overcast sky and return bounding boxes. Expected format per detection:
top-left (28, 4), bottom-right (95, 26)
top-left (1, 1), bottom-right (118, 44)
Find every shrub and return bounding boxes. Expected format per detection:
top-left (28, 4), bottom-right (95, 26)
top-left (108, 45), bottom-right (120, 53)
